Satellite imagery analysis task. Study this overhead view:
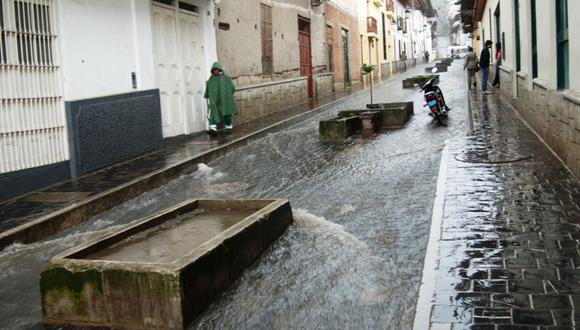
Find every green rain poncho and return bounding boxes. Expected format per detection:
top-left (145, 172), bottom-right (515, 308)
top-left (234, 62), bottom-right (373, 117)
top-left (204, 62), bottom-right (237, 125)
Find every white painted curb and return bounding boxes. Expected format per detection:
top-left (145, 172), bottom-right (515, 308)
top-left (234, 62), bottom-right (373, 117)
top-left (412, 139), bottom-right (450, 330)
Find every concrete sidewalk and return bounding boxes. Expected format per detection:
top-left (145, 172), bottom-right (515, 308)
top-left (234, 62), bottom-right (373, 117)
top-left (0, 64), bottom-right (429, 250)
top-left (418, 89), bottom-right (580, 329)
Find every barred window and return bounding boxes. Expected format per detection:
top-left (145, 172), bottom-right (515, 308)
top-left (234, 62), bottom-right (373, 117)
top-left (0, 0), bottom-right (65, 174)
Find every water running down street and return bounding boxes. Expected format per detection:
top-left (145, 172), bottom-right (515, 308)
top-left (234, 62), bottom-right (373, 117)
top-left (0, 63), bottom-right (469, 329)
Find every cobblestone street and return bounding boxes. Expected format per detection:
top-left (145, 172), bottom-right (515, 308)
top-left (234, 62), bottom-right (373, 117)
top-left (425, 88), bottom-right (580, 329)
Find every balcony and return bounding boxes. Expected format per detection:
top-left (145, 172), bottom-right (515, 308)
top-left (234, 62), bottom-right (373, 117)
top-left (367, 17), bottom-right (378, 34)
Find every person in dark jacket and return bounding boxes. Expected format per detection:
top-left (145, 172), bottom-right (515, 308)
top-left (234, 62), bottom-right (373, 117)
top-left (492, 42), bottom-right (502, 88)
top-left (479, 40), bottom-right (493, 94)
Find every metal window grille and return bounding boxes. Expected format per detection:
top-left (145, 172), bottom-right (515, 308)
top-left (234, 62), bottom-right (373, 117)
top-left (0, 0), bottom-right (65, 174)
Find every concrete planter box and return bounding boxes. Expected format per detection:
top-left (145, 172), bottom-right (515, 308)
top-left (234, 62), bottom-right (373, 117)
top-left (402, 75), bottom-right (439, 88)
top-left (40, 198), bottom-right (293, 329)
top-left (428, 63), bottom-right (448, 72)
top-left (435, 62), bottom-right (450, 71)
top-left (367, 102), bottom-right (413, 128)
top-left (336, 102), bottom-right (414, 129)
top-left (319, 115), bottom-right (362, 142)
top-left (440, 57), bottom-right (453, 65)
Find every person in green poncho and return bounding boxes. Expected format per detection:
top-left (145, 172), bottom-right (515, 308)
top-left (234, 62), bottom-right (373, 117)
top-left (204, 62), bottom-right (238, 134)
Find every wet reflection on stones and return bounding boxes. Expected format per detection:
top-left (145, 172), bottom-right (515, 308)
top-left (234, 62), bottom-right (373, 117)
top-left (429, 88), bottom-right (580, 328)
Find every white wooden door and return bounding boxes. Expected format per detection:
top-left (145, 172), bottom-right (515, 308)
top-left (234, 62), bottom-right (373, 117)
top-left (152, 2), bottom-right (206, 137)
top-left (152, 4), bottom-right (185, 137)
top-left (178, 11), bottom-right (206, 133)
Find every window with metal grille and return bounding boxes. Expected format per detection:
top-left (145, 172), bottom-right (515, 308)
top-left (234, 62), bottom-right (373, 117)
top-left (0, 0), bottom-right (65, 174)
top-left (15, 1), bottom-right (53, 65)
top-left (260, 4), bottom-right (273, 76)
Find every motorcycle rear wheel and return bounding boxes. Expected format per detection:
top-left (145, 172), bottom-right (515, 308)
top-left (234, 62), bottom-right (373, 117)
top-left (434, 112), bottom-right (443, 125)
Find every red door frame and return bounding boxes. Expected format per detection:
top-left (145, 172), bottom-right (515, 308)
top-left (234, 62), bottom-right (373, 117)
top-left (298, 16), bottom-right (313, 98)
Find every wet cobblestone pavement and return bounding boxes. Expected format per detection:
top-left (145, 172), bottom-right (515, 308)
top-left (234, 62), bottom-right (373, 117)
top-left (425, 89), bottom-right (580, 329)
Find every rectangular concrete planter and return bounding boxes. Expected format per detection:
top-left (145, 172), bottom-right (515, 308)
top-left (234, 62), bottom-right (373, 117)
top-left (40, 198), bottom-right (293, 329)
top-left (336, 101), bottom-right (414, 129)
top-left (319, 115), bottom-right (362, 142)
top-left (402, 75), bottom-right (439, 88)
top-left (435, 62), bottom-right (449, 71)
top-left (367, 102), bottom-right (413, 128)
top-left (440, 57), bottom-right (453, 65)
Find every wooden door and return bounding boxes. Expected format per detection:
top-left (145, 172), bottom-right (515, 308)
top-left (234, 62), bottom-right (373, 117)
top-left (298, 17), bottom-right (313, 98)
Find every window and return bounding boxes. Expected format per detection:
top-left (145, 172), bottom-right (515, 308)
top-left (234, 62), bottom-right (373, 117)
top-left (326, 24), bottom-right (333, 72)
top-left (0, 0), bottom-right (6, 64)
top-left (531, 0), bottom-right (538, 78)
top-left (501, 32), bottom-right (506, 63)
top-left (494, 5), bottom-right (501, 58)
top-left (514, 0), bottom-right (520, 71)
top-left (556, 0), bottom-right (569, 90)
top-left (153, 0), bottom-right (174, 5)
top-left (178, 2), bottom-right (198, 13)
top-left (14, 1), bottom-right (53, 65)
top-left (0, 0), bottom-right (66, 173)
top-left (489, 8), bottom-right (492, 41)
top-left (381, 13), bottom-right (387, 60)
top-left (260, 4), bottom-right (273, 75)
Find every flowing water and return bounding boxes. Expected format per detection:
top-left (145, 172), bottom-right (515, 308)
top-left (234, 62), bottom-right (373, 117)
top-left (0, 65), bottom-right (469, 329)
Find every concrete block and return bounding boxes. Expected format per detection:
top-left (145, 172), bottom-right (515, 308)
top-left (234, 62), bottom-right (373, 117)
top-left (402, 75), bottom-right (439, 89)
top-left (40, 199), bottom-right (293, 329)
top-left (319, 116), bottom-right (362, 142)
top-left (337, 101), bottom-right (414, 129)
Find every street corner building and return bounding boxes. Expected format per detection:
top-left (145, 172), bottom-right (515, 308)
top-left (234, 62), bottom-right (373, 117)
top-left (460, 0), bottom-right (580, 177)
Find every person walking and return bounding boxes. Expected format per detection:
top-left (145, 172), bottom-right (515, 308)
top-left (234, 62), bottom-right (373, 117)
top-left (463, 46), bottom-right (479, 90)
top-left (204, 62), bottom-right (237, 134)
top-left (479, 40), bottom-right (493, 94)
top-left (401, 51), bottom-right (407, 72)
top-left (491, 42), bottom-right (502, 88)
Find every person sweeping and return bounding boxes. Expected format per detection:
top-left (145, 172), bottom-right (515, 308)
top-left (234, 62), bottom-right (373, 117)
top-left (204, 62), bottom-right (237, 135)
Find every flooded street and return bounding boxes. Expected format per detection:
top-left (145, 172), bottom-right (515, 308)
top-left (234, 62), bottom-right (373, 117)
top-left (0, 64), bottom-right (470, 329)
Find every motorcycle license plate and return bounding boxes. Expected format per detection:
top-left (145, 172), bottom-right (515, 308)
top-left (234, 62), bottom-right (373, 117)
top-left (428, 100), bottom-right (438, 107)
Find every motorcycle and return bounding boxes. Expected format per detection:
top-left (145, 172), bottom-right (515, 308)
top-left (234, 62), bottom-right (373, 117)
top-left (420, 76), bottom-right (449, 125)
